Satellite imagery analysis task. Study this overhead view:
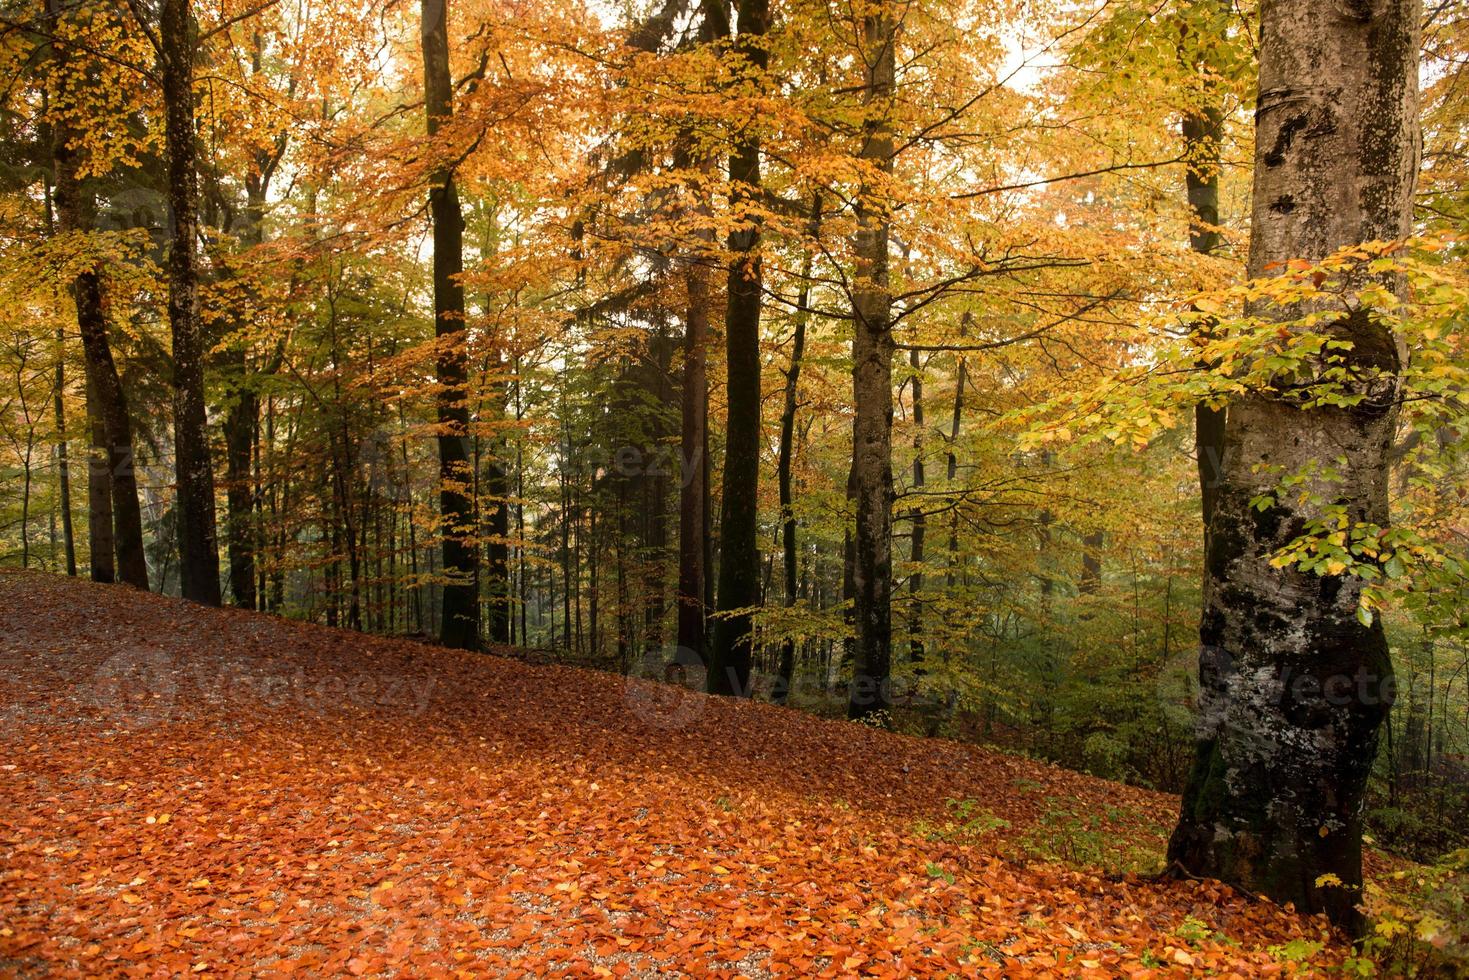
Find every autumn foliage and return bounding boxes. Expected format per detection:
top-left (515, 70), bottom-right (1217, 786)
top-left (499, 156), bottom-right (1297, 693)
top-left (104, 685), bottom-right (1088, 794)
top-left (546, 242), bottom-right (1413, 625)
top-left (0, 571), bottom-right (1351, 976)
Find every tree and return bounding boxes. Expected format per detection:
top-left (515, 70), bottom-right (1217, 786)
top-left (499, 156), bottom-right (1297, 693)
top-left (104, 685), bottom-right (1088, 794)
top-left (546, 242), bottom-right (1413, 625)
top-left (422, 0), bottom-right (480, 650)
top-left (846, 0), bottom-right (896, 722)
top-left (1167, 0), bottom-right (1421, 933)
top-left (1179, 0), bottom-right (1230, 547)
top-left (152, 0), bottom-right (221, 604)
top-left (708, 0), bottom-right (769, 698)
top-left (47, 0), bottom-right (148, 591)
top-left (773, 193), bottom-right (821, 704)
top-left (673, 1), bottom-right (726, 669)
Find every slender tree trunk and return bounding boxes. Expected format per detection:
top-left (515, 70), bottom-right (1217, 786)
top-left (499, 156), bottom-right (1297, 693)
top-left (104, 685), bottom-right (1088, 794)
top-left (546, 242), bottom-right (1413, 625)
top-left (83, 378), bottom-right (115, 581)
top-left (677, 203), bottom-right (711, 667)
top-left (1185, 95), bottom-right (1227, 544)
top-left (421, 0), bottom-right (480, 649)
top-left (775, 307), bottom-right (810, 705)
top-left (708, 0), bottom-right (769, 698)
top-left (223, 360), bottom-right (257, 606)
top-left (847, 3), bottom-right (896, 722)
top-left (53, 324), bottom-right (76, 577)
top-left (76, 268), bottom-right (150, 590)
top-left (907, 349), bottom-right (925, 680)
top-left (485, 357), bottom-right (512, 644)
top-left (946, 314), bottom-right (969, 593)
top-left (42, 181), bottom-right (77, 577)
top-left (774, 194), bottom-right (822, 704)
top-left (1167, 0), bottom-right (1420, 935)
top-left (1079, 531), bottom-right (1103, 597)
top-left (515, 360), bottom-right (527, 645)
top-left (160, 0), bottom-right (220, 604)
top-left (48, 4), bottom-right (148, 589)
top-left (223, 169), bottom-right (269, 609)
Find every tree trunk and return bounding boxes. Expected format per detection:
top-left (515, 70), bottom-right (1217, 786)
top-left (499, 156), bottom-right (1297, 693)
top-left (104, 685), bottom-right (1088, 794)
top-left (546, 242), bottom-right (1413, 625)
top-left (421, 0), bottom-right (480, 649)
top-left (160, 0), bottom-right (220, 605)
top-left (946, 314), bottom-right (970, 594)
top-left (847, 3), bottom-right (896, 723)
top-left (1167, 0), bottom-right (1420, 935)
top-left (48, 1), bottom-right (148, 589)
top-left (84, 375), bottom-right (114, 583)
top-left (484, 354), bottom-right (512, 644)
top-left (43, 179), bottom-right (77, 578)
top-left (907, 348), bottom-right (925, 679)
top-left (53, 323), bottom-right (76, 577)
top-left (222, 165), bottom-right (271, 610)
top-left (774, 194), bottom-right (821, 704)
top-left (1185, 91), bottom-right (1226, 543)
top-left (708, 0), bottom-right (769, 698)
top-left (677, 255), bottom-right (711, 665)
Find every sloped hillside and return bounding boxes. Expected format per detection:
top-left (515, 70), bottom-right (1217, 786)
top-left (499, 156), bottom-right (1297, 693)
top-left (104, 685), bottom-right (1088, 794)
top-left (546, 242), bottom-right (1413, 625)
top-left (0, 572), bottom-right (1344, 977)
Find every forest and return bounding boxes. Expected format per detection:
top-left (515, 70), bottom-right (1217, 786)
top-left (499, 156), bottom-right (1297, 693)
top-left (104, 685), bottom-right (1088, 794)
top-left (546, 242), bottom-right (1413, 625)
top-left (2, 0), bottom-right (1469, 972)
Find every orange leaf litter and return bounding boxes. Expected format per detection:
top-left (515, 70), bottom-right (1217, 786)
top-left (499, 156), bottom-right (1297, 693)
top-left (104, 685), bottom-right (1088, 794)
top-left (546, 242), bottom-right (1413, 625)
top-left (0, 571), bottom-right (1346, 977)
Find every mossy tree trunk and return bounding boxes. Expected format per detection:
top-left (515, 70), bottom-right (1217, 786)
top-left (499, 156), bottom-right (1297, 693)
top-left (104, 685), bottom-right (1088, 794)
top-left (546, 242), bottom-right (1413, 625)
top-left (1168, 0), bottom-right (1420, 936)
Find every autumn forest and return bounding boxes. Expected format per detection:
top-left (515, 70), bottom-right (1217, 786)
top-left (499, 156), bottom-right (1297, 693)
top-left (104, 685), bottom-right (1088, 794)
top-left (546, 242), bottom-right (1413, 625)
top-left (2, 0), bottom-right (1469, 973)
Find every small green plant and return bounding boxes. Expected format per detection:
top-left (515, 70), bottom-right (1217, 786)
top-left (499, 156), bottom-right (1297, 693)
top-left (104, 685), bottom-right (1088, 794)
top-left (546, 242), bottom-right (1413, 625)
top-left (924, 861), bottom-right (956, 884)
top-left (1013, 800), bottom-right (1165, 875)
top-left (1357, 848), bottom-right (1469, 976)
top-left (1174, 916), bottom-right (1212, 947)
top-left (1266, 938), bottom-right (1323, 964)
top-left (914, 798), bottom-right (1011, 843)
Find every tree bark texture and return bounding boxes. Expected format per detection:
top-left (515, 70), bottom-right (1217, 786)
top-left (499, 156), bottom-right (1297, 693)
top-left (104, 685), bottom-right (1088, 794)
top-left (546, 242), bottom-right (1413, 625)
top-left (1168, 0), bottom-right (1420, 934)
top-left (422, 0), bottom-right (481, 650)
top-left (161, 0), bottom-right (221, 604)
top-left (847, 4), bottom-right (896, 722)
top-left (709, 0), bottom-right (769, 697)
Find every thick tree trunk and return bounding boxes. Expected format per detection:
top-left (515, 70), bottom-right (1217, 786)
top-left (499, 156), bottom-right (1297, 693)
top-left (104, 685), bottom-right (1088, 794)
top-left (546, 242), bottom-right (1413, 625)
top-left (422, 0), bottom-right (480, 650)
top-left (708, 0), bottom-right (769, 698)
top-left (847, 4), bottom-right (896, 722)
top-left (1167, 0), bottom-right (1420, 935)
top-left (160, 0), bottom-right (220, 605)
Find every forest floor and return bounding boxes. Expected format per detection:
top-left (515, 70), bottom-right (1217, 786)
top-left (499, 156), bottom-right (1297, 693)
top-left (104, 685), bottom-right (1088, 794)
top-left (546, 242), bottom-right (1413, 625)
top-left (0, 570), bottom-right (1350, 977)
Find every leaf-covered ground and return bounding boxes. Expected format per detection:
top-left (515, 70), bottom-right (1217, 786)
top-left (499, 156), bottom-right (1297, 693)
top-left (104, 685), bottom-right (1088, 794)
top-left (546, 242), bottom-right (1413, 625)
top-left (0, 571), bottom-right (1348, 977)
